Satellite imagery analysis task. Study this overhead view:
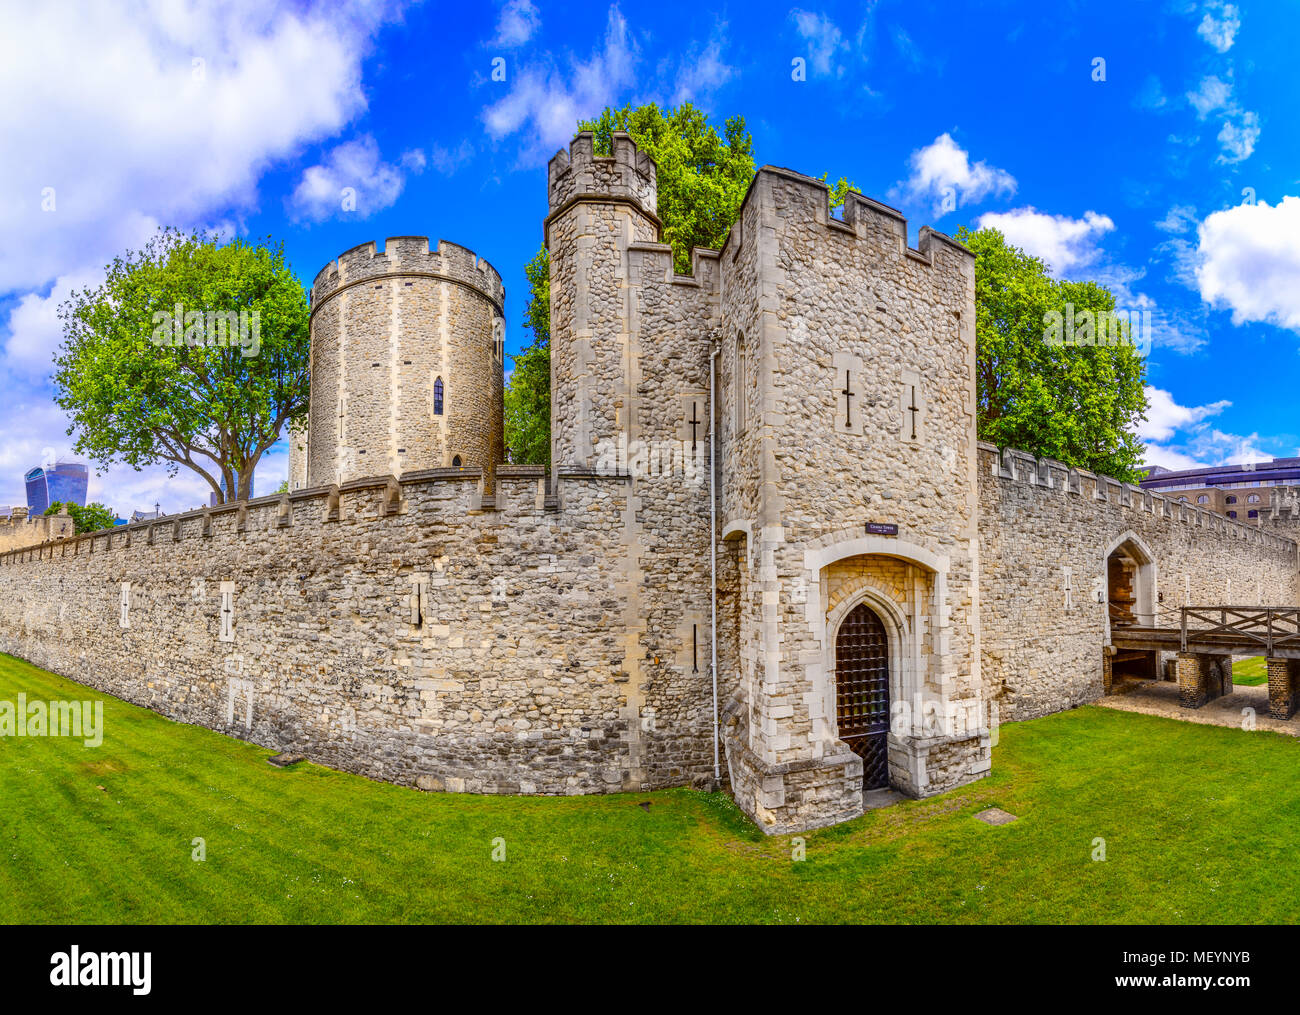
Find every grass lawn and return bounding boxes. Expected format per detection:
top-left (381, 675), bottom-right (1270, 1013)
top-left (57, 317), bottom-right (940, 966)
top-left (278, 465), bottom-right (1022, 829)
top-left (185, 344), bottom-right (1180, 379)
top-left (1234, 655), bottom-right (1268, 686)
top-left (5, 650), bottom-right (1300, 924)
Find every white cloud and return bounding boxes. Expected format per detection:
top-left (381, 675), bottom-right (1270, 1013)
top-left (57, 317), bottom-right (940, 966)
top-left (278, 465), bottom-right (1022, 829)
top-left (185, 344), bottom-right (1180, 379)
top-left (1186, 74), bottom-right (1233, 119)
top-left (1217, 110), bottom-right (1260, 163)
top-left (1155, 204), bottom-right (1198, 234)
top-left (1138, 387), bottom-right (1276, 473)
top-left (975, 207), bottom-right (1115, 276)
top-left (672, 36), bottom-right (736, 104)
top-left (1138, 386), bottom-right (1230, 442)
top-left (0, 0), bottom-right (404, 296)
top-left (426, 140), bottom-right (476, 175)
top-left (1184, 73), bottom-right (1260, 162)
top-left (1134, 74), bottom-right (1168, 111)
top-left (1142, 444), bottom-right (1209, 471)
top-left (893, 133), bottom-right (1016, 216)
top-left (790, 10), bottom-right (847, 77)
top-left (1194, 196), bottom-right (1300, 332)
top-left (286, 136), bottom-right (416, 222)
top-left (1197, 1), bottom-right (1241, 52)
top-left (482, 6), bottom-right (637, 162)
top-left (491, 0), bottom-right (541, 48)
top-left (890, 26), bottom-right (924, 70)
top-left (400, 149), bottom-right (428, 173)
top-left (2, 270), bottom-right (102, 381)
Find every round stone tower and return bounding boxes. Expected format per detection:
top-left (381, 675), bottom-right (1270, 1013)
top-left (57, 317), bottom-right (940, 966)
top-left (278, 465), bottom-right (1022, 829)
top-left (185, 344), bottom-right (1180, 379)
top-left (305, 237), bottom-right (505, 488)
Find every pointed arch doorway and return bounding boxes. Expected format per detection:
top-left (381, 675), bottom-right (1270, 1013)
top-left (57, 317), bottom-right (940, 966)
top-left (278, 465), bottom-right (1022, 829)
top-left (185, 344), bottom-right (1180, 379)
top-left (834, 601), bottom-right (892, 790)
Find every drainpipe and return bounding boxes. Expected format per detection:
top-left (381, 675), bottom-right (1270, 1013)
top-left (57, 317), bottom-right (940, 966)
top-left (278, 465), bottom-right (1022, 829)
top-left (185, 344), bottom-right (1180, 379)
top-left (710, 344), bottom-right (721, 783)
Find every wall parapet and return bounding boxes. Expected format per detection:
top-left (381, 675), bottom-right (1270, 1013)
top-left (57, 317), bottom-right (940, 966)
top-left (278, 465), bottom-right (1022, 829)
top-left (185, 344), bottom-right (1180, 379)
top-left (546, 130), bottom-right (658, 222)
top-left (310, 236), bottom-right (505, 315)
top-left (978, 442), bottom-right (1298, 552)
top-left (0, 465), bottom-right (613, 567)
top-left (716, 164), bottom-right (974, 271)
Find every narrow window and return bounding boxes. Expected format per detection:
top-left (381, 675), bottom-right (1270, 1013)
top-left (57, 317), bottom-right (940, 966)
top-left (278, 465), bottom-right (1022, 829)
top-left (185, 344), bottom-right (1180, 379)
top-left (219, 581), bottom-right (236, 643)
top-left (452, 455), bottom-right (462, 468)
top-left (433, 377), bottom-right (444, 416)
top-left (734, 334), bottom-right (746, 434)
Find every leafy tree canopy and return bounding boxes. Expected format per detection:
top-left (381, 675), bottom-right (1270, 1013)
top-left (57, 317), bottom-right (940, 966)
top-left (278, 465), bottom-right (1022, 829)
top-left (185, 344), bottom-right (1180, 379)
top-left (504, 248), bottom-right (552, 466)
top-left (54, 228), bottom-right (310, 504)
top-left (958, 225), bottom-right (1149, 482)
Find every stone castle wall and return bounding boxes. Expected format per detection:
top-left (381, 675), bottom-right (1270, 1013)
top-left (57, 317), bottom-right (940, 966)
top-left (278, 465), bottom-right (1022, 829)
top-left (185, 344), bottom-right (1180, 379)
top-left (306, 237), bottom-right (505, 487)
top-left (0, 470), bottom-right (715, 794)
top-left (978, 443), bottom-right (1299, 720)
top-left (0, 129), bottom-right (1290, 835)
top-left (0, 508), bottom-right (73, 553)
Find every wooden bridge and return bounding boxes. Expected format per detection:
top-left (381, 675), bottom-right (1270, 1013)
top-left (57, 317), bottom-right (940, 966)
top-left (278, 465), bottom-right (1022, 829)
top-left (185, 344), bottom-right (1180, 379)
top-left (1108, 606), bottom-right (1300, 719)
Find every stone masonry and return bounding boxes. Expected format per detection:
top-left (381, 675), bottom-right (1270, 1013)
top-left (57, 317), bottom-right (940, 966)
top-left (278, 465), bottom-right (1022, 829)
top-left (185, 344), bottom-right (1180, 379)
top-left (0, 132), bottom-right (1296, 834)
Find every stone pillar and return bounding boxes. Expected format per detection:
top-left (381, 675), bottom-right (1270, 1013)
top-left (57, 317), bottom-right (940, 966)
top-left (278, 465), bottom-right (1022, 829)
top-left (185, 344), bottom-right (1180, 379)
top-left (1267, 658), bottom-right (1300, 720)
top-left (1178, 652), bottom-right (1207, 708)
top-left (1102, 647), bottom-right (1114, 695)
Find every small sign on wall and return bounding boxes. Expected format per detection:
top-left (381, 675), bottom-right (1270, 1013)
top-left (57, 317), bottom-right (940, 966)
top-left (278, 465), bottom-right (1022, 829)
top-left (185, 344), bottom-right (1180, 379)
top-left (866, 522), bottom-right (898, 536)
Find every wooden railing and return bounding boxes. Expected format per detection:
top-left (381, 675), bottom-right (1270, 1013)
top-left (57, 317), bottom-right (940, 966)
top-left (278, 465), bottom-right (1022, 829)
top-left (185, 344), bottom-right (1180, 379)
top-left (1180, 606), bottom-right (1300, 655)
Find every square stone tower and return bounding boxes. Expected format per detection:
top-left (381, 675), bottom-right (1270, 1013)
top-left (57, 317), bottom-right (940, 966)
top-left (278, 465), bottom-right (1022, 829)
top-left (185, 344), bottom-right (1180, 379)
top-left (545, 131), bottom-right (991, 833)
top-left (715, 167), bottom-right (991, 832)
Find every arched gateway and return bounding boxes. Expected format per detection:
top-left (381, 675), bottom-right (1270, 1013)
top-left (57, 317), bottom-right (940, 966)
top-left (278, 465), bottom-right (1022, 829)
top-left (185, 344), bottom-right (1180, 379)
top-left (834, 602), bottom-right (892, 789)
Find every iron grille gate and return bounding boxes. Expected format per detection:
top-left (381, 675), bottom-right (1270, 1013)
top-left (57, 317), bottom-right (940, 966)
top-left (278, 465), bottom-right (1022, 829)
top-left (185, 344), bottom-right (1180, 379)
top-left (835, 603), bottom-right (891, 790)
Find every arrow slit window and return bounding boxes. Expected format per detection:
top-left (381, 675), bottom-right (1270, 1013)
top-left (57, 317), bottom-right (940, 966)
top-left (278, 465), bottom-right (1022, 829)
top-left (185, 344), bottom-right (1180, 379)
top-left (219, 582), bottom-right (236, 643)
top-left (734, 333), bottom-right (746, 435)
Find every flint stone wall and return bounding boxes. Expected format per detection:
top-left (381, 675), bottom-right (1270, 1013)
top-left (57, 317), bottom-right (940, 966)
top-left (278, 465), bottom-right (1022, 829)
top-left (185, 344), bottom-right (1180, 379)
top-left (978, 443), bottom-right (1300, 720)
top-left (0, 469), bottom-right (716, 795)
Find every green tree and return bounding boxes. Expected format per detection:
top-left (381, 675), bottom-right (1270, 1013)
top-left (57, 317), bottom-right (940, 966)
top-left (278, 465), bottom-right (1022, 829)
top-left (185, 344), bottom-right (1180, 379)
top-left (958, 226), bottom-right (1149, 482)
top-left (44, 501), bottom-right (116, 534)
top-left (54, 228), bottom-right (310, 504)
top-left (504, 248), bottom-right (552, 466)
top-left (504, 102), bottom-right (854, 464)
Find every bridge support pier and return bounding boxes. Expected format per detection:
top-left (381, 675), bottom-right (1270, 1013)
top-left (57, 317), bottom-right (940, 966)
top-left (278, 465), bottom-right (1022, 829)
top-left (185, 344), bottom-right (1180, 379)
top-left (1267, 658), bottom-right (1300, 720)
top-left (1178, 652), bottom-right (1233, 709)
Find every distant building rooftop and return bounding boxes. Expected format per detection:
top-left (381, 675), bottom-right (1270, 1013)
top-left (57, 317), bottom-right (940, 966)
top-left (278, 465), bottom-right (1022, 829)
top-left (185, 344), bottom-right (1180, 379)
top-left (1140, 457), bottom-right (1300, 493)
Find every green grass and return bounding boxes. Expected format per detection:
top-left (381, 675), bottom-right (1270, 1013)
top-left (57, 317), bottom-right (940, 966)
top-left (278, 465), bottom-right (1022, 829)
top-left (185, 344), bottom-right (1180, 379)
top-left (1233, 655), bottom-right (1268, 686)
top-left (5, 650), bottom-right (1300, 924)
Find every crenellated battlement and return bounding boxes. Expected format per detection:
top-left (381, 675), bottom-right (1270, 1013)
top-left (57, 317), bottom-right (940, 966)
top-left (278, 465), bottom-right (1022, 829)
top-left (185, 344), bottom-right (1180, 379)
top-left (311, 236), bottom-right (505, 314)
top-left (979, 443), bottom-right (1297, 551)
top-left (626, 240), bottom-right (722, 295)
top-left (547, 130), bottom-right (659, 225)
top-left (0, 508), bottom-right (74, 554)
top-left (718, 165), bottom-right (974, 275)
top-left (0, 467), bottom-right (631, 568)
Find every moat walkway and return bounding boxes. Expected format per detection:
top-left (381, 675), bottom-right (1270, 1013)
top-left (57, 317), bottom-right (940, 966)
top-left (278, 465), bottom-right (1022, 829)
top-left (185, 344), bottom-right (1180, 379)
top-left (1107, 606), bottom-right (1300, 719)
top-left (1095, 679), bottom-right (1300, 736)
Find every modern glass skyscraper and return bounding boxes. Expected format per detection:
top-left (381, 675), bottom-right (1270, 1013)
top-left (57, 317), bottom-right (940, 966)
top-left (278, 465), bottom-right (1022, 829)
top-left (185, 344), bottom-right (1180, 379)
top-left (24, 461), bottom-right (89, 515)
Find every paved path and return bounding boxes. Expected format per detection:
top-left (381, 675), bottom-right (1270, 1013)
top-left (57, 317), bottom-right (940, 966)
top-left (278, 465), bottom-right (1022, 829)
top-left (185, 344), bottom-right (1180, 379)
top-left (1094, 678), bottom-right (1300, 736)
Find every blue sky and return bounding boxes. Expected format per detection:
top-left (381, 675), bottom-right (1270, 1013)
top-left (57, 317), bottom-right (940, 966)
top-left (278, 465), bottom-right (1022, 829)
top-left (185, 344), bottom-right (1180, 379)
top-left (2, 0), bottom-right (1298, 513)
